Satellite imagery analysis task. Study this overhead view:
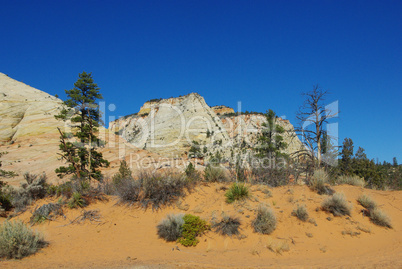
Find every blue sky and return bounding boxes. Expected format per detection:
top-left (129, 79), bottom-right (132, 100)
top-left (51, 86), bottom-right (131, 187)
top-left (0, 0), bottom-right (401, 163)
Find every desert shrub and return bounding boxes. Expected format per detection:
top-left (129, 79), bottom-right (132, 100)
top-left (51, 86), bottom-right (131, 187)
top-left (112, 160), bottom-right (133, 186)
top-left (357, 194), bottom-right (377, 211)
top-left (185, 162), bottom-right (201, 182)
top-left (157, 213), bottom-right (185, 241)
top-left (369, 208), bottom-right (392, 228)
top-left (225, 183), bottom-right (249, 203)
top-left (178, 214), bottom-right (210, 246)
top-left (251, 167), bottom-right (291, 187)
top-left (292, 204), bottom-right (309, 221)
top-left (12, 173), bottom-right (48, 212)
top-left (308, 169), bottom-right (334, 195)
top-left (141, 171), bottom-right (190, 210)
top-left (322, 193), bottom-right (351, 216)
top-left (333, 175), bottom-right (365, 187)
top-left (0, 181), bottom-right (13, 212)
top-left (67, 192), bottom-right (86, 209)
top-left (212, 214), bottom-right (241, 236)
top-left (30, 203), bottom-right (63, 224)
top-left (115, 178), bottom-right (141, 204)
top-left (252, 206), bottom-right (276, 234)
top-left (0, 220), bottom-right (47, 259)
top-left (204, 164), bottom-right (227, 182)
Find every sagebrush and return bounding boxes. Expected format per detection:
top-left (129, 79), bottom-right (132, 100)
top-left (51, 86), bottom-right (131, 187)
top-left (322, 193), bottom-right (351, 216)
top-left (157, 213), bottom-right (185, 241)
top-left (252, 205), bottom-right (276, 234)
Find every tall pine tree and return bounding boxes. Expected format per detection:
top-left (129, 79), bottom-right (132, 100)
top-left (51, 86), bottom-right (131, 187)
top-left (55, 72), bottom-right (109, 180)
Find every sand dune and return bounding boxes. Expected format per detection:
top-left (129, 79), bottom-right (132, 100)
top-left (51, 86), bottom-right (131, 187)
top-left (1, 184), bottom-right (401, 268)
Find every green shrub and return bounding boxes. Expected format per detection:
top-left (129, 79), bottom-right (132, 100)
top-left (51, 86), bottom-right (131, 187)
top-left (157, 213), bottom-right (185, 241)
top-left (322, 193), bottom-right (351, 216)
top-left (225, 183), bottom-right (249, 203)
top-left (185, 162), bottom-right (201, 182)
top-left (30, 203), bottom-right (63, 225)
top-left (309, 169), bottom-right (334, 195)
top-left (0, 220), bottom-right (47, 259)
top-left (292, 204), bottom-right (309, 222)
top-left (357, 194), bottom-right (377, 211)
top-left (67, 192), bottom-right (86, 209)
top-left (0, 181), bottom-right (13, 212)
top-left (212, 214), bottom-right (241, 236)
top-left (112, 160), bottom-right (133, 186)
top-left (369, 208), bottom-right (392, 228)
top-left (252, 206), bottom-right (276, 234)
top-left (177, 214), bottom-right (210, 246)
top-left (204, 164), bottom-right (227, 182)
top-left (334, 175), bottom-right (365, 187)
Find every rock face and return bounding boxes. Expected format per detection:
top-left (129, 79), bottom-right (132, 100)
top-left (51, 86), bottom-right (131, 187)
top-left (0, 73), bottom-right (63, 144)
top-left (110, 93), bottom-right (303, 158)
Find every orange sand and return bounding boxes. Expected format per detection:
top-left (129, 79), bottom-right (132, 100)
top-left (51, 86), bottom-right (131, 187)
top-left (1, 184), bottom-right (401, 268)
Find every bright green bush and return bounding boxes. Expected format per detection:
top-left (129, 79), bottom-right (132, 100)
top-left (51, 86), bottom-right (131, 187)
top-left (177, 214), bottom-right (210, 246)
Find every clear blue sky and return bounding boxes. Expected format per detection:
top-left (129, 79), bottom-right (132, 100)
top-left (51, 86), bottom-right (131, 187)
top-left (0, 0), bottom-right (401, 163)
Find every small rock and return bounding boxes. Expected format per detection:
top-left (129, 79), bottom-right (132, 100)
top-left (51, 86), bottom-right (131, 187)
top-left (326, 217), bottom-right (332, 221)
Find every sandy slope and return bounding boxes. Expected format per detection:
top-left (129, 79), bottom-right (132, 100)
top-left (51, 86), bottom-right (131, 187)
top-left (0, 184), bottom-right (401, 269)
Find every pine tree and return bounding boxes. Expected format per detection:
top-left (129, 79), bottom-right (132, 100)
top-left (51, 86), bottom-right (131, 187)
top-left (55, 72), bottom-right (109, 181)
top-left (340, 138), bottom-right (354, 174)
top-left (255, 109), bottom-right (287, 159)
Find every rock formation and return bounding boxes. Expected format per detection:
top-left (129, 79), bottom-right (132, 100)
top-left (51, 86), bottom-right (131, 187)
top-left (109, 93), bottom-right (303, 159)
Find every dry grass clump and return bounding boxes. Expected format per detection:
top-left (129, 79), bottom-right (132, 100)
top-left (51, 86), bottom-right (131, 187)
top-left (334, 175), bottom-right (365, 187)
top-left (292, 204), bottom-right (309, 221)
top-left (252, 205), bottom-right (276, 235)
top-left (30, 203), bottom-right (63, 225)
top-left (357, 194), bottom-right (377, 211)
top-left (0, 220), bottom-right (47, 259)
top-left (212, 214), bottom-right (241, 237)
top-left (157, 213), bottom-right (185, 241)
top-left (369, 208), bottom-right (392, 228)
top-left (321, 193), bottom-right (351, 216)
top-left (115, 178), bottom-right (141, 204)
top-left (12, 173), bottom-right (48, 212)
top-left (309, 169), bottom-right (334, 195)
top-left (267, 238), bottom-right (290, 254)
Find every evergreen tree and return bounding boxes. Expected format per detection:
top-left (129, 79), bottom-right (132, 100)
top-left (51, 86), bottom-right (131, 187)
top-left (393, 157), bottom-right (398, 167)
top-left (55, 71), bottom-right (109, 181)
top-left (256, 109), bottom-right (287, 159)
top-left (340, 138), bottom-right (354, 174)
top-left (112, 160), bottom-right (133, 185)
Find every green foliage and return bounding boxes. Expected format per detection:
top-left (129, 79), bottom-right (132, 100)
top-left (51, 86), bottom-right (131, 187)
top-left (255, 109), bottom-right (287, 158)
top-left (252, 206), bottom-right (277, 234)
top-left (225, 183), bottom-right (249, 203)
top-left (322, 193), bottom-right (351, 216)
top-left (188, 141), bottom-right (202, 158)
top-left (212, 214), bottom-right (241, 237)
top-left (0, 180), bottom-right (13, 212)
top-left (54, 71), bottom-right (109, 181)
top-left (67, 192), bottom-right (86, 209)
top-left (177, 214), bottom-right (210, 247)
top-left (185, 162), bottom-right (201, 182)
top-left (0, 220), bottom-right (48, 259)
top-left (157, 213), bottom-right (185, 241)
top-left (204, 163), bottom-right (227, 182)
top-left (292, 204), bottom-right (309, 222)
top-left (112, 160), bottom-right (133, 185)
